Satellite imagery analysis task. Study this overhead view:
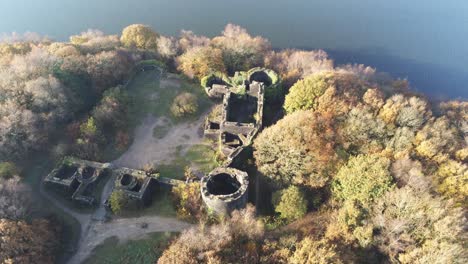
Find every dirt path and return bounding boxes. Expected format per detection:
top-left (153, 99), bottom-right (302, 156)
top-left (63, 114), bottom-right (206, 263)
top-left (67, 215), bottom-right (191, 264)
top-left (113, 114), bottom-right (206, 169)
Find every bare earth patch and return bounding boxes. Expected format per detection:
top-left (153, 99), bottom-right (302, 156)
top-left (112, 114), bottom-right (205, 169)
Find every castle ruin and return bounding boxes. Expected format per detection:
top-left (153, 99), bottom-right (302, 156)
top-left (201, 68), bottom-right (279, 215)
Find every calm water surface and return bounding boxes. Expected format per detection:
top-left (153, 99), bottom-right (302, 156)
top-left (0, 0), bottom-right (467, 99)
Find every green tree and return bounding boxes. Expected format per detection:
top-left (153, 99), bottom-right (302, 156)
top-left (109, 190), bottom-right (128, 214)
top-left (332, 154), bottom-right (393, 206)
top-left (80, 116), bottom-right (98, 138)
top-left (273, 186), bottom-right (307, 221)
top-left (120, 24), bottom-right (158, 50)
top-left (284, 73), bottom-right (332, 114)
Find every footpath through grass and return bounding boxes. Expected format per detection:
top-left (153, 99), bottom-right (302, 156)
top-left (83, 232), bottom-right (176, 264)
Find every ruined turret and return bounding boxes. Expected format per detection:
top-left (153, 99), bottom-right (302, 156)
top-left (200, 167), bottom-right (249, 215)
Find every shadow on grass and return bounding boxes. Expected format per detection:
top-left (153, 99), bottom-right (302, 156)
top-left (83, 232), bottom-right (176, 264)
top-left (118, 185), bottom-right (177, 218)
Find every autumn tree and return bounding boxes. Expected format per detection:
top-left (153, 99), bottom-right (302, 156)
top-left (92, 86), bottom-right (129, 134)
top-left (0, 219), bottom-right (59, 264)
top-left (70, 29), bottom-right (120, 54)
top-left (171, 182), bottom-right (204, 221)
top-left (0, 176), bottom-right (31, 220)
top-left (120, 24), bottom-right (158, 50)
top-left (177, 30), bottom-right (210, 52)
top-left (176, 46), bottom-right (226, 79)
top-left (265, 49), bottom-right (333, 88)
top-left (415, 116), bottom-right (461, 163)
top-left (340, 106), bottom-right (387, 154)
top-left (391, 157), bottom-right (431, 193)
top-left (85, 50), bottom-right (134, 92)
top-left (289, 237), bottom-right (343, 264)
top-left (433, 159), bottom-right (467, 206)
top-left (370, 187), bottom-right (466, 263)
top-left (332, 154), bottom-right (393, 206)
top-left (212, 24), bottom-right (270, 73)
top-left (254, 110), bottom-right (337, 189)
top-left (158, 205), bottom-right (264, 264)
top-left (379, 94), bottom-right (431, 129)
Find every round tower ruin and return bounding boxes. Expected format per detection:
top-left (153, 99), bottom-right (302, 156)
top-left (200, 167), bottom-right (249, 215)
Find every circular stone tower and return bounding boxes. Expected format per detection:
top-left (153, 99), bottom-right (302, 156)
top-left (200, 167), bottom-right (249, 215)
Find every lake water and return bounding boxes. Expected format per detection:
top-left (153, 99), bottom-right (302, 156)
top-left (1, 0), bottom-right (467, 99)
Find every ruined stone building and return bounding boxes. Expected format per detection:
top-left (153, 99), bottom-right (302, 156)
top-left (44, 155), bottom-right (185, 209)
top-left (43, 157), bottom-right (111, 205)
top-left (43, 66), bottom-right (280, 217)
top-left (112, 167), bottom-right (159, 206)
top-left (201, 68), bottom-right (279, 215)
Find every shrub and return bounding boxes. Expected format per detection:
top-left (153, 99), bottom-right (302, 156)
top-left (0, 162), bottom-right (19, 179)
top-left (170, 92), bottom-right (198, 118)
top-left (109, 190), bottom-right (128, 214)
top-left (273, 186), bottom-right (307, 221)
top-left (172, 182), bottom-right (203, 221)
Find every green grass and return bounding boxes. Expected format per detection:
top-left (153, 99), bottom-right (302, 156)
top-left (119, 186), bottom-right (176, 218)
top-left (83, 232), bottom-right (176, 264)
top-left (126, 69), bottom-right (212, 125)
top-left (157, 144), bottom-right (219, 180)
top-left (185, 144), bottom-right (219, 173)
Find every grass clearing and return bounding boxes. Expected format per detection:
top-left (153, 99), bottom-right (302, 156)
top-left (157, 144), bottom-right (219, 180)
top-left (83, 232), bottom-right (176, 264)
top-left (126, 69), bottom-right (212, 124)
